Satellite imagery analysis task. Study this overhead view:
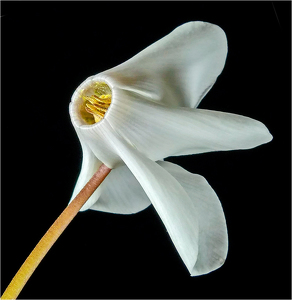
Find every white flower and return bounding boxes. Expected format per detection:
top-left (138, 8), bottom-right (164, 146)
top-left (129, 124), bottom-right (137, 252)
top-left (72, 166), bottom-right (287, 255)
top-left (69, 21), bottom-right (272, 276)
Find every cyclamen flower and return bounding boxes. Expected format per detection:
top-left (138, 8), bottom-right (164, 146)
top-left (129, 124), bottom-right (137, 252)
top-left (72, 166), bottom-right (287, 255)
top-left (69, 22), bottom-right (272, 276)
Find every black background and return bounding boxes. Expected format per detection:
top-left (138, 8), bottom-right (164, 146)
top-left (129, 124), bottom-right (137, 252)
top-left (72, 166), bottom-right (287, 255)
top-left (1, 1), bottom-right (291, 299)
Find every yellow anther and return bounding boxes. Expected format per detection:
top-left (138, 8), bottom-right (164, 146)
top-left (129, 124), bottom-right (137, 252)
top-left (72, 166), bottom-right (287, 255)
top-left (94, 96), bottom-right (111, 106)
top-left (80, 82), bottom-right (112, 124)
top-left (83, 95), bottom-right (111, 108)
top-left (99, 94), bottom-right (111, 100)
top-left (85, 106), bottom-right (103, 123)
top-left (85, 103), bottom-right (107, 116)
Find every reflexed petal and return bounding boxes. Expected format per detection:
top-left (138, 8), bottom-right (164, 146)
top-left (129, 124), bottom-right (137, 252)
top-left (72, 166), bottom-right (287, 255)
top-left (90, 164), bottom-right (151, 214)
top-left (104, 125), bottom-right (200, 274)
top-left (69, 129), bottom-right (103, 211)
top-left (70, 103), bottom-right (151, 214)
top-left (99, 21), bottom-right (227, 108)
top-left (158, 161), bottom-right (228, 275)
top-left (69, 130), bottom-right (151, 213)
top-left (106, 89), bottom-right (273, 161)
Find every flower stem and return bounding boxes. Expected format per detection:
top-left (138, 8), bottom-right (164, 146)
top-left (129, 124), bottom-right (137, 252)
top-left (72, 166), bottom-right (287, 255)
top-left (1, 163), bottom-right (111, 300)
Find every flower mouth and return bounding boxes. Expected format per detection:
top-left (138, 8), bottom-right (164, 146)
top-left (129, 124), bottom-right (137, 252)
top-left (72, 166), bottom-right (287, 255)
top-left (79, 82), bottom-right (112, 125)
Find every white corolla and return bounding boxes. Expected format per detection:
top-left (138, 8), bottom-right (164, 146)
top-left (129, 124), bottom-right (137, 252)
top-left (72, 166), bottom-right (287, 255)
top-left (69, 21), bottom-right (272, 276)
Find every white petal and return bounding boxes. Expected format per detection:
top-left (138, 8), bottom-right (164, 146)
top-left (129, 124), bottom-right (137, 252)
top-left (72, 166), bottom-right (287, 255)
top-left (158, 161), bottom-right (228, 275)
top-left (68, 128), bottom-right (103, 211)
top-left (90, 164), bottom-right (151, 214)
top-left (104, 126), bottom-right (200, 275)
top-left (69, 100), bottom-right (122, 168)
top-left (106, 89), bottom-right (273, 161)
top-left (99, 21), bottom-right (227, 108)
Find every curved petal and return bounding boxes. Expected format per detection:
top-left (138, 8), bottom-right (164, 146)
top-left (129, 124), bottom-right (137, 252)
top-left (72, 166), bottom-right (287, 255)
top-left (104, 125), bottom-right (200, 275)
top-left (69, 101), bottom-right (122, 168)
top-left (98, 21), bottom-right (227, 108)
top-left (70, 102), bottom-right (151, 213)
top-left (69, 129), bottom-right (151, 213)
top-left (69, 128), bottom-right (103, 211)
top-left (106, 89), bottom-right (273, 161)
top-left (90, 164), bottom-right (151, 214)
top-left (158, 161), bottom-right (228, 275)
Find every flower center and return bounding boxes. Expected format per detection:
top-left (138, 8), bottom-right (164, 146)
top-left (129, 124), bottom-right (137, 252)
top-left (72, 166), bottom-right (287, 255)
top-left (80, 82), bottom-right (112, 124)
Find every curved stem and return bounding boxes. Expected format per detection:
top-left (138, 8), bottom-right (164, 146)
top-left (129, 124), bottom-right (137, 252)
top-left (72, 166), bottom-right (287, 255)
top-left (1, 163), bottom-right (111, 300)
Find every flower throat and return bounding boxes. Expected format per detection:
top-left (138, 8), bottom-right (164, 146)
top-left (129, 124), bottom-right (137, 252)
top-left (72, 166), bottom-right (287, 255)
top-left (80, 82), bottom-right (112, 124)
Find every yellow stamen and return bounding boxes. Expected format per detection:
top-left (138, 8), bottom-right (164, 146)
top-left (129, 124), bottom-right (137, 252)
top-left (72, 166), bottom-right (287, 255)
top-left (80, 82), bottom-right (112, 124)
top-left (85, 106), bottom-right (103, 123)
top-left (99, 94), bottom-right (111, 101)
top-left (85, 103), bottom-right (106, 117)
top-left (83, 95), bottom-right (111, 107)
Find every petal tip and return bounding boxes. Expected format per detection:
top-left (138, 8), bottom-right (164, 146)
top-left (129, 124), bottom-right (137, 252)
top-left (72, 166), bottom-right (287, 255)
top-left (254, 120), bottom-right (273, 147)
top-left (190, 255), bottom-right (227, 277)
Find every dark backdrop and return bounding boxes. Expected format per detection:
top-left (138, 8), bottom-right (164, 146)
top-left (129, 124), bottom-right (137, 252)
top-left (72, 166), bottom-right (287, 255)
top-left (1, 1), bottom-right (291, 299)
